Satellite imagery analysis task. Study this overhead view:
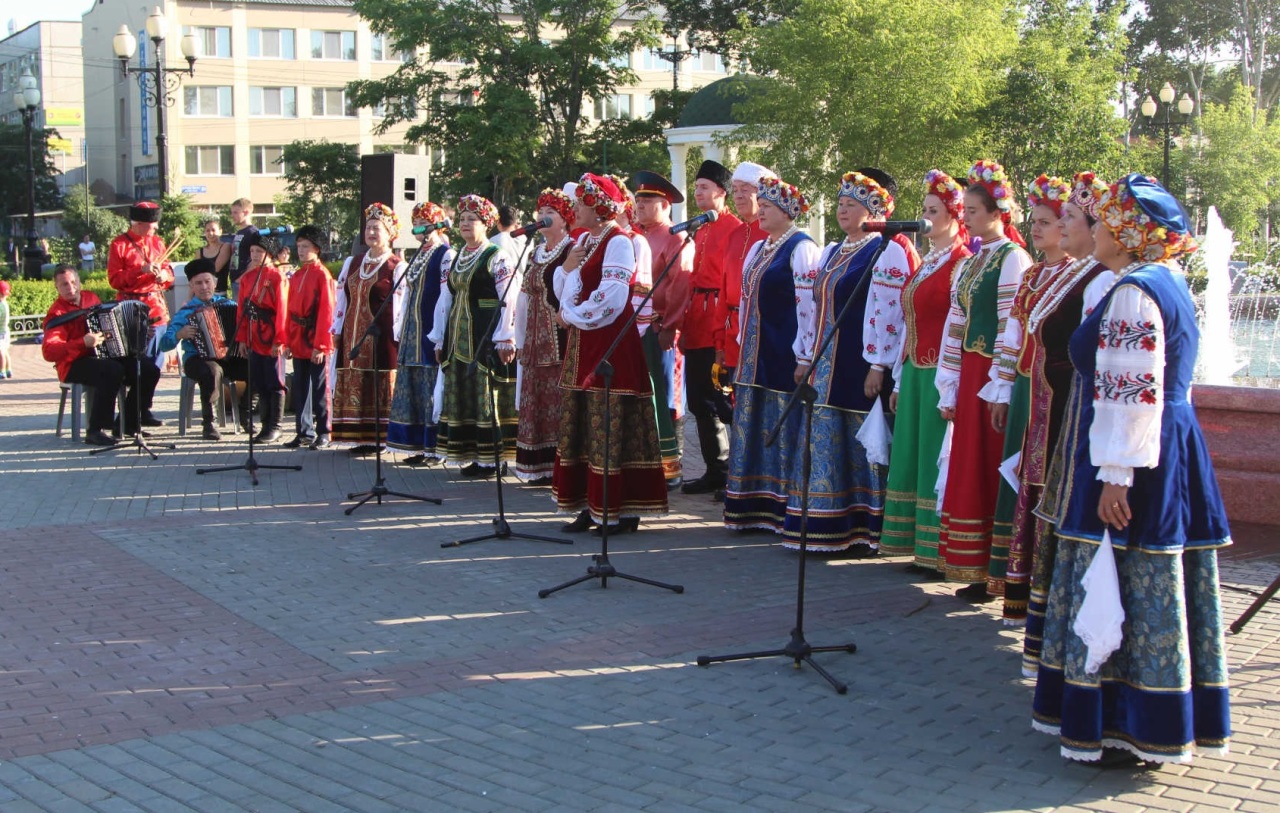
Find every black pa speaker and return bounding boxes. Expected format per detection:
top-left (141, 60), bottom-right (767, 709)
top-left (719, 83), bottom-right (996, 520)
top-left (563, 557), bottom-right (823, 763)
top-left (359, 153), bottom-right (434, 252)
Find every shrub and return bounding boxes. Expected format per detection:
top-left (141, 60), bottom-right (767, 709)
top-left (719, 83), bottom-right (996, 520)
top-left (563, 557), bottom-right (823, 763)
top-left (6, 279), bottom-right (118, 319)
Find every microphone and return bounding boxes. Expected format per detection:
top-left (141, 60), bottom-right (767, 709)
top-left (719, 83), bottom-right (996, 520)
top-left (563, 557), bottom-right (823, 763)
top-left (513, 217), bottom-right (552, 238)
top-left (411, 219), bottom-right (452, 235)
top-left (669, 210), bottom-right (719, 235)
top-left (861, 219), bottom-right (932, 235)
top-left (256, 225), bottom-right (293, 235)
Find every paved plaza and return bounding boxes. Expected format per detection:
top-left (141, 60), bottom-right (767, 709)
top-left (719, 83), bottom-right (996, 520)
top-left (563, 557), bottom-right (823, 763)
top-left (0, 341), bottom-right (1277, 812)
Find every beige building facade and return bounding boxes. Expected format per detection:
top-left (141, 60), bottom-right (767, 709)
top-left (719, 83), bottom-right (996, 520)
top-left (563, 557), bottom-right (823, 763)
top-left (80, 0), bottom-right (728, 220)
top-left (1, 20), bottom-right (88, 195)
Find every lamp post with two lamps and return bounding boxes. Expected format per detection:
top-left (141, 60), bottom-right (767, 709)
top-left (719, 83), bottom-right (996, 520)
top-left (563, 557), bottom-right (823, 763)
top-left (1141, 81), bottom-right (1195, 190)
top-left (14, 67), bottom-right (43, 280)
top-left (112, 7), bottom-right (198, 199)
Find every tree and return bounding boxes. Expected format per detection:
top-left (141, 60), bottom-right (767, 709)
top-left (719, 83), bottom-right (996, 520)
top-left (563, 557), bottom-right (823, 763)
top-left (730, 0), bottom-right (1015, 218)
top-left (0, 123), bottom-right (61, 227)
top-left (659, 0), bottom-right (797, 60)
top-left (60, 184), bottom-right (127, 274)
top-left (1127, 0), bottom-right (1234, 107)
top-left (278, 140), bottom-right (362, 244)
top-left (985, 0), bottom-right (1131, 197)
top-left (347, 0), bottom-right (660, 206)
top-left (158, 194), bottom-right (206, 263)
top-left (1188, 82), bottom-right (1280, 248)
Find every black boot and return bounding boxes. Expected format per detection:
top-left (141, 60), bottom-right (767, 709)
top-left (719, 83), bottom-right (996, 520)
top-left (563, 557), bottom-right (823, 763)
top-left (561, 510), bottom-right (596, 533)
top-left (254, 392), bottom-right (284, 444)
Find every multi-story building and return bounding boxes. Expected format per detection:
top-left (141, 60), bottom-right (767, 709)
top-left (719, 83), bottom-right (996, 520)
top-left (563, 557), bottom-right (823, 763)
top-left (80, 1), bottom-right (728, 221)
top-left (1, 20), bottom-right (88, 195)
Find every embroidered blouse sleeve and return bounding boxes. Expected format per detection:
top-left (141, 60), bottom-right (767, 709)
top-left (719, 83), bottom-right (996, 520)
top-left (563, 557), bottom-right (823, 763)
top-left (1082, 268), bottom-right (1116, 319)
top-left (863, 238), bottom-right (910, 369)
top-left (552, 234), bottom-right (584, 306)
top-left (491, 251), bottom-right (519, 346)
top-left (330, 257), bottom-right (353, 335)
top-left (631, 234), bottom-right (654, 336)
top-left (934, 254), bottom-right (969, 408)
top-left (1089, 283), bottom-right (1164, 486)
top-left (791, 239), bottom-right (824, 363)
top-left (979, 270), bottom-right (1030, 404)
top-left (390, 260), bottom-right (408, 344)
top-left (560, 235), bottom-right (633, 331)
top-left (426, 255), bottom-right (454, 347)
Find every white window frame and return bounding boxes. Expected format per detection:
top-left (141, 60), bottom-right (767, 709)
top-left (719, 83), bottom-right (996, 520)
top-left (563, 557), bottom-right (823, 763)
top-left (183, 86), bottom-right (233, 117)
top-left (248, 28), bottom-right (296, 60)
top-left (249, 86), bottom-right (298, 118)
top-left (311, 30), bottom-right (356, 61)
top-left (184, 145), bottom-right (235, 176)
top-left (312, 87), bottom-right (356, 117)
top-left (249, 145), bottom-right (287, 176)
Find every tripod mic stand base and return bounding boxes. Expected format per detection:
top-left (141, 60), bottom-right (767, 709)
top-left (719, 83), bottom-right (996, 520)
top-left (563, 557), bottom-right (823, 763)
top-left (90, 433), bottom-right (175, 460)
top-left (442, 517), bottom-right (571, 548)
top-left (538, 553), bottom-right (684, 598)
top-left (345, 478), bottom-right (443, 515)
top-left (696, 628), bottom-right (856, 694)
top-left (199, 455), bottom-right (303, 487)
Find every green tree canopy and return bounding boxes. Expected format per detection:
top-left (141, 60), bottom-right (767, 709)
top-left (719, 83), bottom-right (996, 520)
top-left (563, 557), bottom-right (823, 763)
top-left (347, 0), bottom-right (661, 206)
top-left (60, 184), bottom-right (127, 272)
top-left (0, 124), bottom-right (61, 232)
top-left (278, 140), bottom-right (362, 244)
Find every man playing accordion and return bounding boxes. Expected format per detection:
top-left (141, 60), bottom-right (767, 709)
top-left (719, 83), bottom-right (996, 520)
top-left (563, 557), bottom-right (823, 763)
top-left (160, 258), bottom-right (247, 440)
top-left (42, 264), bottom-right (160, 446)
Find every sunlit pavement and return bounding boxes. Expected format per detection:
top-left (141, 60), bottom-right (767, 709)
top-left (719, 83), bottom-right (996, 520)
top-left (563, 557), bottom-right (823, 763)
top-left (1, 341), bottom-right (1277, 812)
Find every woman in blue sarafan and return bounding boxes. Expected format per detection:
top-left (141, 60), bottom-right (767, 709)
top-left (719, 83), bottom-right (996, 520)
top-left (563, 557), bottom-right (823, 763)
top-left (723, 176), bottom-right (821, 533)
top-left (1031, 173), bottom-right (1231, 766)
top-left (782, 169), bottom-right (913, 553)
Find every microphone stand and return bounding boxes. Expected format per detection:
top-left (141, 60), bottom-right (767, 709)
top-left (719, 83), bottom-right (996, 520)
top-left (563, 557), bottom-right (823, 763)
top-left (198, 263), bottom-right (301, 486)
top-left (345, 252), bottom-right (443, 515)
top-left (91, 305), bottom-right (175, 460)
top-left (538, 226), bottom-right (691, 597)
top-left (443, 234), bottom-right (568, 547)
top-left (696, 231), bottom-right (894, 693)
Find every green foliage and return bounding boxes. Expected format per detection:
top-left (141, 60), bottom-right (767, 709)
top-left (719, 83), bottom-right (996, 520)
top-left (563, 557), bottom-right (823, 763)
top-left (732, 0), bottom-right (1014, 216)
top-left (0, 123), bottom-right (61, 227)
top-left (1187, 82), bottom-right (1280, 246)
top-left (5, 279), bottom-right (117, 320)
top-left (985, 0), bottom-right (1130, 198)
top-left (60, 184), bottom-right (128, 272)
top-left (158, 194), bottom-right (206, 263)
top-left (347, 0), bottom-right (661, 205)
top-left (278, 140), bottom-right (361, 248)
top-left (659, 0), bottom-right (797, 60)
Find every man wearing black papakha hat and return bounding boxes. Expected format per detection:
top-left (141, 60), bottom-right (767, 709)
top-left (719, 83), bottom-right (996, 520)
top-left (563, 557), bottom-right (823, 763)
top-left (159, 258), bottom-right (247, 440)
top-left (681, 159), bottom-right (741, 495)
top-left (107, 200), bottom-right (173, 427)
top-left (234, 231), bottom-right (291, 443)
top-left (283, 226), bottom-right (337, 449)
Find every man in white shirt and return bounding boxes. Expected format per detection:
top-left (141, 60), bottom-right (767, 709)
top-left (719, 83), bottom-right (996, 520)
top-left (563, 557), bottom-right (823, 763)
top-left (489, 204), bottom-right (528, 273)
top-left (78, 235), bottom-right (95, 273)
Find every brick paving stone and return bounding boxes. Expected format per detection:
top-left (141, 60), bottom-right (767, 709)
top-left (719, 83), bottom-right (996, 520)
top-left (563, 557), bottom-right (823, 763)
top-left (1, 340), bottom-right (1279, 812)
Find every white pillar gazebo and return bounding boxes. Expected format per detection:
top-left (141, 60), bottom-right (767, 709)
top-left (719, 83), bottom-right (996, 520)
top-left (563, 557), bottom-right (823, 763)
top-left (663, 74), bottom-right (824, 238)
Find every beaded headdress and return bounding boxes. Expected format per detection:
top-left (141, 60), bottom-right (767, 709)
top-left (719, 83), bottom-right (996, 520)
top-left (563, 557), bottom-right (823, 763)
top-left (1068, 172), bottom-right (1109, 222)
top-left (1026, 174), bottom-right (1071, 218)
top-left (363, 202), bottom-right (401, 240)
top-left (757, 176), bottom-right (809, 221)
top-left (609, 175), bottom-right (635, 221)
top-left (411, 201), bottom-right (447, 230)
top-left (1097, 173), bottom-right (1197, 263)
top-left (838, 171), bottom-right (894, 219)
top-left (576, 173), bottom-right (625, 220)
top-left (536, 188), bottom-right (576, 227)
top-left (923, 169), bottom-right (964, 221)
top-left (457, 194), bottom-right (499, 229)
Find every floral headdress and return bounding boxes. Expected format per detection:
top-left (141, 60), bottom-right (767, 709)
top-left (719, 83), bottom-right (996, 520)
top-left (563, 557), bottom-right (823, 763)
top-left (1068, 171), bottom-right (1109, 223)
top-left (363, 202), bottom-right (401, 240)
top-left (457, 194), bottom-right (499, 229)
top-left (838, 171), bottom-right (894, 218)
top-left (967, 159), bottom-right (1015, 217)
top-left (1098, 173), bottom-right (1197, 263)
top-left (576, 173), bottom-right (625, 220)
top-left (536, 187), bottom-right (576, 228)
top-left (757, 176), bottom-right (809, 221)
top-left (1026, 174), bottom-right (1071, 218)
top-left (923, 169), bottom-right (964, 221)
top-left (411, 201), bottom-right (447, 231)
top-left (608, 174), bottom-right (636, 221)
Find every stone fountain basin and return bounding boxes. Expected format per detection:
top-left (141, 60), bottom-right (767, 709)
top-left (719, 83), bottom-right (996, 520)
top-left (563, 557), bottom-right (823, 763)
top-left (1196, 384), bottom-right (1280, 526)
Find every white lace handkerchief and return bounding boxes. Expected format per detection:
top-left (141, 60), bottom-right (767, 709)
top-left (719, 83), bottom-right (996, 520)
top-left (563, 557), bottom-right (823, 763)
top-left (934, 422), bottom-right (954, 516)
top-left (856, 399), bottom-right (893, 466)
top-left (1073, 529), bottom-right (1125, 674)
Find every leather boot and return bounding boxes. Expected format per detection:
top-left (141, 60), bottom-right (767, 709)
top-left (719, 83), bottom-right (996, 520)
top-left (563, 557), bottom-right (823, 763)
top-left (254, 392), bottom-right (284, 443)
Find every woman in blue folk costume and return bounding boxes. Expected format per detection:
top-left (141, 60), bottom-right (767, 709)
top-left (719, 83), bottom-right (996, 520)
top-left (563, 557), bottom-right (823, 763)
top-left (723, 176), bottom-right (821, 533)
top-left (387, 201), bottom-right (454, 462)
top-left (783, 170), bottom-right (913, 554)
top-left (1031, 174), bottom-right (1231, 766)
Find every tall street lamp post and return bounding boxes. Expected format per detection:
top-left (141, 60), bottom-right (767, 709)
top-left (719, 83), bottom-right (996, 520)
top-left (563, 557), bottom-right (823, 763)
top-left (112, 7), bottom-right (198, 199)
top-left (14, 67), bottom-right (43, 281)
top-left (1141, 81), bottom-right (1196, 190)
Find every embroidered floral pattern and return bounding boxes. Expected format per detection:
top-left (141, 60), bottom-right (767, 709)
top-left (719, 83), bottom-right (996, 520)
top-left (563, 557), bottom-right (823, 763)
top-left (1099, 318), bottom-right (1159, 352)
top-left (1095, 370), bottom-right (1158, 405)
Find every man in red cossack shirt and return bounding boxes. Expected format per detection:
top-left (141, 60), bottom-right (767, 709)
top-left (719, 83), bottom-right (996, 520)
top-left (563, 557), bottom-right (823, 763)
top-left (681, 160), bottom-right (741, 494)
top-left (107, 201), bottom-right (173, 426)
top-left (42, 264), bottom-right (160, 445)
top-left (235, 231), bottom-right (290, 443)
top-left (283, 225), bottom-right (336, 449)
